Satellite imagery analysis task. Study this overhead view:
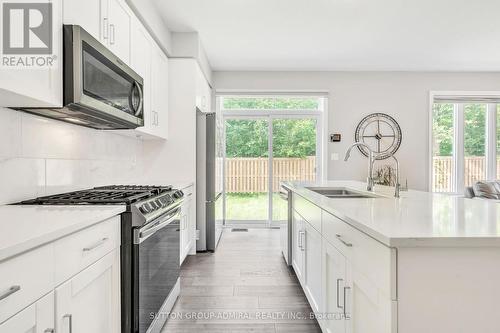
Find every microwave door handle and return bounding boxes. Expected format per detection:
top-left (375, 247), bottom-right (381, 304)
top-left (129, 81), bottom-right (143, 117)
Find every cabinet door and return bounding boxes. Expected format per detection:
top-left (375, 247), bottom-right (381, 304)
top-left (0, 291), bottom-right (54, 333)
top-left (130, 16), bottom-right (153, 135)
top-left (55, 250), bottom-right (120, 333)
top-left (107, 0), bottom-right (131, 63)
top-left (63, 0), bottom-right (104, 42)
top-left (322, 240), bottom-right (347, 333)
top-left (304, 223), bottom-right (322, 313)
top-left (345, 265), bottom-right (393, 333)
top-left (292, 211), bottom-right (305, 284)
top-left (180, 198), bottom-right (192, 264)
top-left (151, 43), bottom-right (169, 139)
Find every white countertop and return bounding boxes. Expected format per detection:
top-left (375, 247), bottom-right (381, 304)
top-left (284, 180), bottom-right (500, 248)
top-left (0, 205), bottom-right (125, 262)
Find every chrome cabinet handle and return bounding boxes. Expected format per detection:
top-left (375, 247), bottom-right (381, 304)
top-left (103, 18), bottom-right (109, 39)
top-left (336, 279), bottom-right (343, 309)
top-left (83, 238), bottom-right (109, 252)
top-left (343, 286), bottom-right (351, 317)
top-left (301, 231), bottom-right (306, 252)
top-left (0, 285), bottom-right (20, 301)
top-left (297, 231), bottom-right (303, 249)
top-left (110, 24), bottom-right (115, 45)
top-left (63, 314), bottom-right (72, 333)
top-left (44, 329), bottom-right (55, 333)
top-left (336, 234), bottom-right (353, 247)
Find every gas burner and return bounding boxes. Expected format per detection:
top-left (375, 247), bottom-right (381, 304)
top-left (19, 184), bottom-right (175, 205)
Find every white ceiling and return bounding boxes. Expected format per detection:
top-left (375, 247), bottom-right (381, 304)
top-left (153, 0), bottom-right (500, 71)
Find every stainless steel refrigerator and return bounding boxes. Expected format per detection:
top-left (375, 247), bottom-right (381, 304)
top-left (196, 110), bottom-right (223, 252)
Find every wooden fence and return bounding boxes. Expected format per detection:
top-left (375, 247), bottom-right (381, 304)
top-left (432, 156), bottom-right (500, 192)
top-left (225, 157), bottom-right (316, 193)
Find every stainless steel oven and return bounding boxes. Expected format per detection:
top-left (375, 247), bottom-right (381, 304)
top-left (133, 205), bottom-right (181, 333)
top-left (20, 25), bottom-right (144, 130)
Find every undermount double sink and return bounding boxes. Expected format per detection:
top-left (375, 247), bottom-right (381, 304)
top-left (305, 187), bottom-right (381, 199)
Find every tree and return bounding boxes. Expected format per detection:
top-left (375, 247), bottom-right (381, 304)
top-left (433, 103), bottom-right (486, 157)
top-left (225, 119), bottom-right (317, 158)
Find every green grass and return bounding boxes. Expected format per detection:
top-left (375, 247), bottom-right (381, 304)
top-left (225, 193), bottom-right (287, 221)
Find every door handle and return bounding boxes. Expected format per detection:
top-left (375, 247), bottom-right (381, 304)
top-left (83, 238), bottom-right (109, 252)
top-left (63, 314), bottom-right (72, 333)
top-left (0, 285), bottom-right (21, 301)
top-left (343, 286), bottom-right (351, 318)
top-left (301, 231), bottom-right (306, 251)
top-left (336, 234), bottom-right (353, 247)
top-left (298, 231), bottom-right (303, 249)
top-left (336, 279), bottom-right (343, 309)
top-left (103, 18), bottom-right (109, 39)
top-left (110, 24), bottom-right (116, 45)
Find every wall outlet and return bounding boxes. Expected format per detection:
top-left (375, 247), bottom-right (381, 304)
top-left (195, 230), bottom-right (200, 240)
top-left (331, 153), bottom-right (340, 161)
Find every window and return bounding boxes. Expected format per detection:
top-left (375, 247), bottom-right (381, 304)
top-left (498, 105), bottom-right (500, 179)
top-left (221, 96), bottom-right (323, 111)
top-left (432, 104), bottom-right (454, 192)
top-left (431, 96), bottom-right (500, 193)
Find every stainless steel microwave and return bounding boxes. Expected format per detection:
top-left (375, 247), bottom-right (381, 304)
top-left (20, 25), bottom-right (144, 129)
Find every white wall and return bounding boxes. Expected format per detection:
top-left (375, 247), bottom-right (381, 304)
top-left (214, 71), bottom-right (500, 191)
top-left (126, 0), bottom-right (173, 55)
top-left (0, 107), bottom-right (143, 205)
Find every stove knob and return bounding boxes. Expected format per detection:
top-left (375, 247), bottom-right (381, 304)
top-left (173, 190), bottom-right (184, 199)
top-left (139, 204), bottom-right (149, 214)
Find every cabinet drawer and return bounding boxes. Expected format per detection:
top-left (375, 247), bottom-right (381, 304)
top-left (293, 194), bottom-right (321, 232)
top-left (0, 244), bottom-right (54, 324)
top-left (54, 216), bottom-right (120, 285)
top-left (322, 211), bottom-right (394, 298)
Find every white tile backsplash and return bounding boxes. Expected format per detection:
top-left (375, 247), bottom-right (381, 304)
top-left (0, 107), bottom-right (144, 204)
top-left (0, 157), bottom-right (45, 204)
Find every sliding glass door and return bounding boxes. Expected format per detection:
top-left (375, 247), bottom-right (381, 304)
top-left (271, 118), bottom-right (318, 224)
top-left (224, 118), bottom-right (270, 224)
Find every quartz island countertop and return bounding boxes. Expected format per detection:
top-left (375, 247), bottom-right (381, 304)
top-left (283, 180), bottom-right (500, 247)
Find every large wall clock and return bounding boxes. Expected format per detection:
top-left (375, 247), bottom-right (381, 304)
top-left (354, 113), bottom-right (402, 160)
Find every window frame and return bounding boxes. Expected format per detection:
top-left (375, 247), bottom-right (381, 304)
top-left (429, 91), bottom-right (500, 193)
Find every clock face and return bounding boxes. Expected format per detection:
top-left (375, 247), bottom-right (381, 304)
top-left (354, 113), bottom-right (402, 160)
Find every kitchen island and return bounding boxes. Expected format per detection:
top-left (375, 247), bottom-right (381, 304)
top-left (283, 180), bottom-right (500, 333)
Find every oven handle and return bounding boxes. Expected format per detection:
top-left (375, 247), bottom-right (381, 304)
top-left (136, 207), bottom-right (181, 244)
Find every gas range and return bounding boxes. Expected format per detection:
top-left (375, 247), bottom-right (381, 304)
top-left (20, 185), bottom-right (184, 227)
top-left (19, 184), bottom-right (184, 333)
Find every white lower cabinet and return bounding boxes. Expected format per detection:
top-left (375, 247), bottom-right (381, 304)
top-left (291, 195), bottom-right (395, 333)
top-left (0, 217), bottom-right (121, 333)
top-left (321, 240), bottom-right (347, 333)
top-left (0, 291), bottom-right (54, 333)
top-left (55, 249), bottom-right (120, 333)
top-left (180, 186), bottom-right (195, 264)
top-left (292, 211), bottom-right (305, 283)
top-left (304, 222), bottom-right (322, 313)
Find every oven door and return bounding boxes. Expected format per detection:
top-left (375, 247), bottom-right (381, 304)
top-left (65, 25), bottom-right (144, 127)
top-left (133, 207), bottom-right (181, 333)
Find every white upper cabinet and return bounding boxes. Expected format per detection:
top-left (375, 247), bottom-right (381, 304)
top-left (63, 0), bottom-right (103, 41)
top-left (150, 43), bottom-right (169, 139)
top-left (196, 66), bottom-right (212, 113)
top-left (64, 0), bottom-right (131, 64)
top-left (0, 0), bottom-right (63, 108)
top-left (129, 16), bottom-right (153, 136)
top-left (106, 0), bottom-right (131, 64)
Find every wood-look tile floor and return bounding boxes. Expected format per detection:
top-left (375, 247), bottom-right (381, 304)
top-left (161, 228), bottom-right (321, 333)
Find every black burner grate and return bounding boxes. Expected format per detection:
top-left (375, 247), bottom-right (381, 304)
top-left (19, 185), bottom-right (173, 205)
